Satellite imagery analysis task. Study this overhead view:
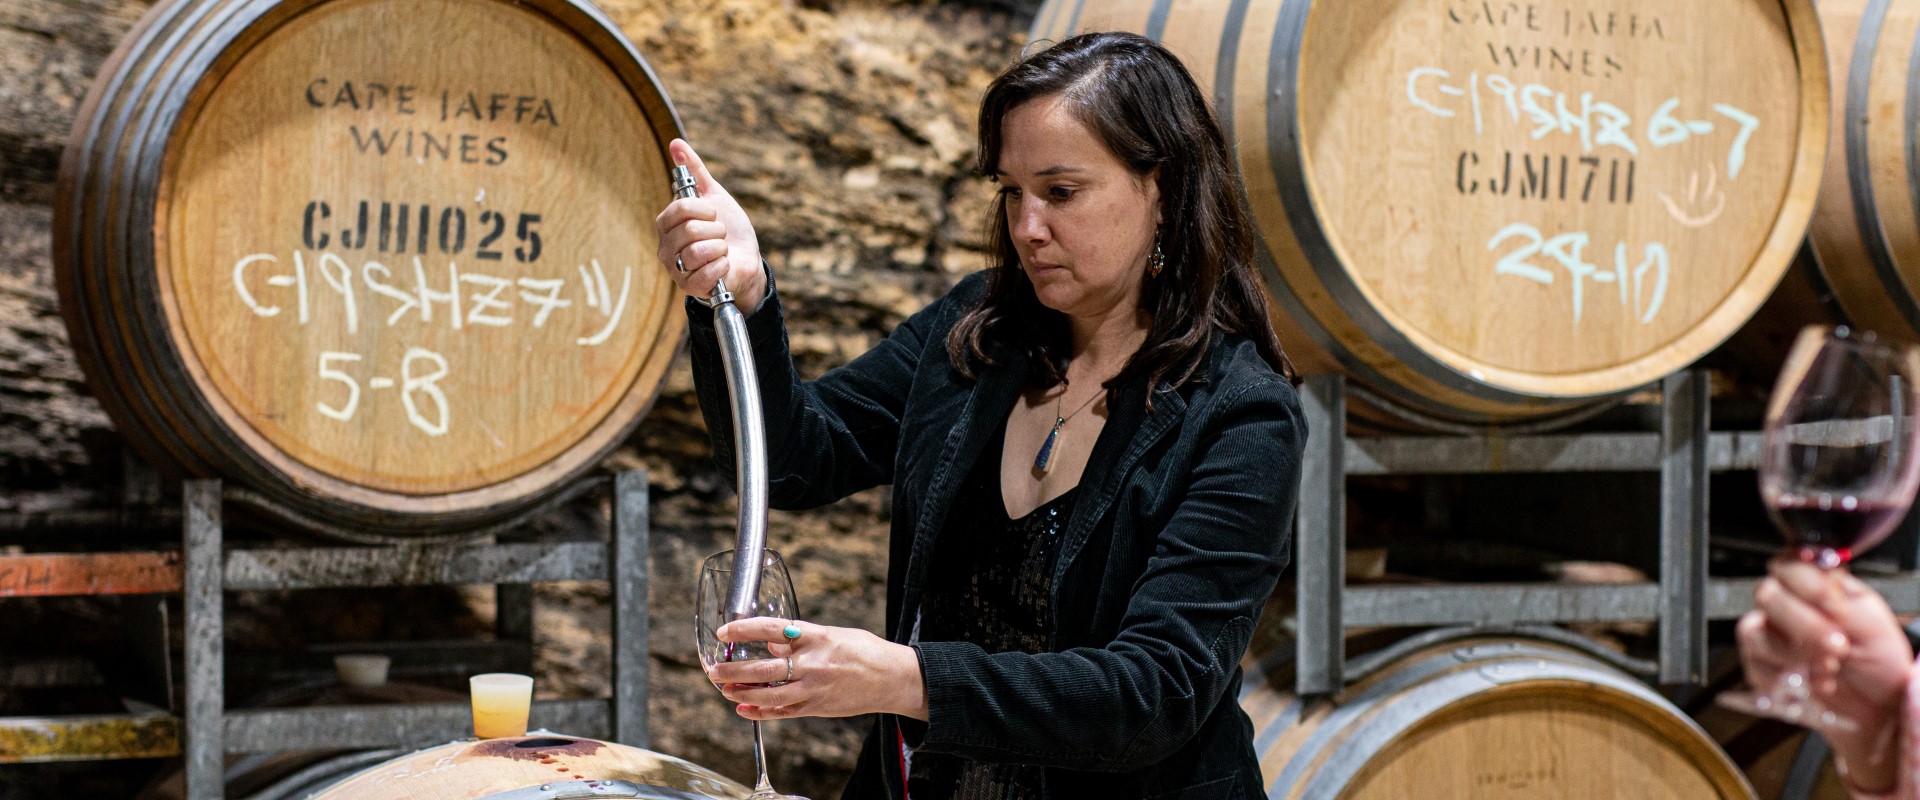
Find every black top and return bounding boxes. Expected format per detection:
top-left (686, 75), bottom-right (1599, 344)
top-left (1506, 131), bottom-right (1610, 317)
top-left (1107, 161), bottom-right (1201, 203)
top-left (909, 423), bottom-right (1077, 800)
top-left (687, 271), bottom-right (1306, 800)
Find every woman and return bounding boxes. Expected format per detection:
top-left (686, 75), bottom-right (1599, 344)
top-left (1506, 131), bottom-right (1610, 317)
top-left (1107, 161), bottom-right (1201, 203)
top-left (655, 32), bottom-right (1305, 799)
top-left (1737, 558), bottom-right (1917, 798)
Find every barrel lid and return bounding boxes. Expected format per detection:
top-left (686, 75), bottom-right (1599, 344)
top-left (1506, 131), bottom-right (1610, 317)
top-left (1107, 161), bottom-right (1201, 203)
top-left (1033, 0), bottom-right (1826, 421)
top-left (1285, 0), bottom-right (1823, 399)
top-left (312, 734), bottom-right (749, 799)
top-left (58, 0), bottom-right (687, 533)
top-left (160, 0), bottom-right (680, 496)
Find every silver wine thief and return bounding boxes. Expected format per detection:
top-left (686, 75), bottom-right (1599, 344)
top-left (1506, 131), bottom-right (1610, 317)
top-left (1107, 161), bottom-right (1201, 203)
top-left (672, 163), bottom-right (769, 624)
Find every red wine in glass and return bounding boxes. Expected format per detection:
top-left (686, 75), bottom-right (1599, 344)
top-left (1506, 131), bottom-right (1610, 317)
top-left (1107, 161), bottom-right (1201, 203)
top-left (1766, 493), bottom-right (1908, 567)
top-left (1760, 326), bottom-right (1920, 571)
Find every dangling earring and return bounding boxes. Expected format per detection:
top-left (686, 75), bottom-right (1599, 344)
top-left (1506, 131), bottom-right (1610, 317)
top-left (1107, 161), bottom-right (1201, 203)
top-left (1148, 232), bottom-right (1166, 278)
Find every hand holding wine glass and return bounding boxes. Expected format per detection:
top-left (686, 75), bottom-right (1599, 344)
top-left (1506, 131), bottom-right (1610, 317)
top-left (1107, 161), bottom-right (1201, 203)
top-left (1737, 556), bottom-right (1912, 792)
top-left (697, 549), bottom-right (809, 800)
top-left (1725, 325), bottom-right (1920, 738)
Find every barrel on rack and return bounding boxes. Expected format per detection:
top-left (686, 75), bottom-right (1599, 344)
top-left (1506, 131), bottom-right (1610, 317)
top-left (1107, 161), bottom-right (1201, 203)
top-left (1238, 633), bottom-right (1754, 799)
top-left (308, 734), bottom-right (749, 799)
top-left (56, 0), bottom-right (686, 539)
top-left (1803, 0), bottom-right (1920, 344)
top-left (1033, 0), bottom-right (1827, 428)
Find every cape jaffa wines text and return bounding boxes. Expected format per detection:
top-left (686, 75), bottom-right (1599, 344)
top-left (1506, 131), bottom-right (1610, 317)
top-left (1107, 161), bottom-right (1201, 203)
top-left (305, 77), bottom-right (560, 166)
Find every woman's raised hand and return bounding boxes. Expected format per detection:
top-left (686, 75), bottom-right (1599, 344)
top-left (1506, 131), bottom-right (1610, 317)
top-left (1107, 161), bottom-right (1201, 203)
top-left (654, 138), bottom-right (767, 312)
top-left (706, 617), bottom-right (929, 722)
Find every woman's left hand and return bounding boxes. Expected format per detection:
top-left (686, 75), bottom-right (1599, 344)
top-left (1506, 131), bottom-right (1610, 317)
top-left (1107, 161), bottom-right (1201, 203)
top-left (708, 618), bottom-right (929, 722)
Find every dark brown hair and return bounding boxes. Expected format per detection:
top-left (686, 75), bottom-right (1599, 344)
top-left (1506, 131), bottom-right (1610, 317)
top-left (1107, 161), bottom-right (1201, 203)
top-left (946, 31), bottom-right (1295, 397)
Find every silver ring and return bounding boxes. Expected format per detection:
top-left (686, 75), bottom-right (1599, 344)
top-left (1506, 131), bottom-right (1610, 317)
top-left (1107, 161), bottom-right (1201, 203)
top-left (675, 255), bottom-right (689, 274)
top-left (784, 656), bottom-right (795, 683)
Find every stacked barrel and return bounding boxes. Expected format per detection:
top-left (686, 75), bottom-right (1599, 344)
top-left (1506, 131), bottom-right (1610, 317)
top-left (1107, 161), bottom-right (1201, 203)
top-left (1807, 0), bottom-right (1920, 344)
top-left (1238, 634), bottom-right (1752, 799)
top-left (1037, 0), bottom-right (1826, 428)
top-left (49, 0), bottom-right (743, 795)
top-left (56, 0), bottom-right (688, 540)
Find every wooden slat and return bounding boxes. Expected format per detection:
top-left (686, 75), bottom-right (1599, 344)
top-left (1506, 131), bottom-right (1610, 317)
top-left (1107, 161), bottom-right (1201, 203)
top-left (0, 714), bottom-right (180, 763)
top-left (225, 700), bottom-right (609, 752)
top-left (1344, 431), bottom-right (1764, 475)
top-left (1709, 574), bottom-right (1920, 620)
top-left (0, 657), bottom-right (104, 689)
top-left (223, 541), bottom-right (605, 590)
top-left (1345, 583), bottom-right (1662, 627)
top-left (0, 552), bottom-right (182, 597)
top-left (0, 542), bottom-right (607, 595)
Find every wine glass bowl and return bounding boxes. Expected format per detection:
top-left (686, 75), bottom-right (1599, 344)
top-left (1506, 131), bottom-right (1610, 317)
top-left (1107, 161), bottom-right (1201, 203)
top-left (697, 549), bottom-right (799, 678)
top-left (696, 549), bottom-right (808, 800)
top-left (1761, 326), bottom-right (1920, 569)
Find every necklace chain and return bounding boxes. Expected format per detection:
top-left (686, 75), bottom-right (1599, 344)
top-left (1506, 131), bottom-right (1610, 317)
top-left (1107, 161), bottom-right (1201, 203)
top-left (1033, 371), bottom-right (1108, 474)
top-left (1052, 383), bottom-right (1102, 425)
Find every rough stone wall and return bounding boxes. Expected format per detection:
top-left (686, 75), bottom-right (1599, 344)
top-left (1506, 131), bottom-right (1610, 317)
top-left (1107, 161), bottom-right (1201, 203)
top-left (0, 0), bottom-right (1031, 795)
top-left (0, 0), bottom-right (142, 499)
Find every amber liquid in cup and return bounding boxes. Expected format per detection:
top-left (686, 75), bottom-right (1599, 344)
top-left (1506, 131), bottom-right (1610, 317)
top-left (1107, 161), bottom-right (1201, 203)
top-left (470, 673), bottom-right (533, 738)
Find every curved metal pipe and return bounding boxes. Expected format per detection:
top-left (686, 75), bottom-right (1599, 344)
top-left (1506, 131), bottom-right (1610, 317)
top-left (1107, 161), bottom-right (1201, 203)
top-left (673, 165), bottom-right (769, 623)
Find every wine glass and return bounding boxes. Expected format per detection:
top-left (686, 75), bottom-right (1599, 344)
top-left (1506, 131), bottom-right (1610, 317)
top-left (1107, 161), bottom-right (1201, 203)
top-left (697, 549), bottom-right (808, 800)
top-left (1724, 325), bottom-right (1920, 730)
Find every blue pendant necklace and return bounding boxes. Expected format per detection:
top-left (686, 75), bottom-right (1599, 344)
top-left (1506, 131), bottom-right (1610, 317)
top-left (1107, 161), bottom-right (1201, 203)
top-left (1033, 384), bottom-right (1103, 474)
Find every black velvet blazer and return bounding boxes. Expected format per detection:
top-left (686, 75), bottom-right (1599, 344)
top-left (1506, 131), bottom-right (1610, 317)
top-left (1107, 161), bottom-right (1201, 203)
top-left (687, 271), bottom-right (1305, 800)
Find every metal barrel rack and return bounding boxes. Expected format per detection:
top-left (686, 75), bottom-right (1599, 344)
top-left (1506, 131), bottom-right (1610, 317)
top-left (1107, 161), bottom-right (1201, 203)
top-left (1293, 370), bottom-right (1920, 697)
top-left (0, 470), bottom-right (654, 800)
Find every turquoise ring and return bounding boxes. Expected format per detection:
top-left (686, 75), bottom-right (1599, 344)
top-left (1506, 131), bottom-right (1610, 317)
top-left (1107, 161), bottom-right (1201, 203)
top-left (783, 624), bottom-right (803, 641)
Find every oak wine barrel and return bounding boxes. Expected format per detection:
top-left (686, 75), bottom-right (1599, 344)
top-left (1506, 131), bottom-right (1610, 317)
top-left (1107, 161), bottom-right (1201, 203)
top-left (55, 0), bottom-right (685, 538)
top-left (309, 734), bottom-right (750, 799)
top-left (1033, 0), bottom-right (1827, 427)
top-left (1805, 0), bottom-right (1920, 345)
top-left (1238, 634), bottom-right (1755, 799)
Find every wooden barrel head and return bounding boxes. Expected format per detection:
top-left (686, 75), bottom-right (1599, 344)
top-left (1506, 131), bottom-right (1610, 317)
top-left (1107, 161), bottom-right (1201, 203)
top-left (1239, 636), bottom-right (1755, 799)
top-left (1806, 0), bottom-right (1920, 345)
top-left (57, 0), bottom-right (684, 535)
top-left (311, 735), bottom-right (750, 799)
top-left (1291, 0), bottom-right (1813, 398)
top-left (1035, 0), bottom-right (1826, 423)
top-left (1332, 684), bottom-right (1749, 798)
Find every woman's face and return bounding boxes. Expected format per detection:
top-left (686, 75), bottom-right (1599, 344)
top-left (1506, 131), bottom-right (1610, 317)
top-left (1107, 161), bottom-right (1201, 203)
top-left (997, 95), bottom-right (1161, 322)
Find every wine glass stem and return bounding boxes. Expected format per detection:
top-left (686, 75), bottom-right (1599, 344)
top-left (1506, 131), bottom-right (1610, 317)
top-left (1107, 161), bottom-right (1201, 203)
top-left (752, 720), bottom-right (774, 794)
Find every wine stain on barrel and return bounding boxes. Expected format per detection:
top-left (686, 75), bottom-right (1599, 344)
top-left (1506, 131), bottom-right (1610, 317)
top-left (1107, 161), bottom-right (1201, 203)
top-left (468, 736), bottom-right (604, 763)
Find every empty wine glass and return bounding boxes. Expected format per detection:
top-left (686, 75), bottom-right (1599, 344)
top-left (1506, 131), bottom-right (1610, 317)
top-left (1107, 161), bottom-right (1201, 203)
top-left (1723, 325), bottom-right (1920, 731)
top-left (697, 549), bottom-right (807, 800)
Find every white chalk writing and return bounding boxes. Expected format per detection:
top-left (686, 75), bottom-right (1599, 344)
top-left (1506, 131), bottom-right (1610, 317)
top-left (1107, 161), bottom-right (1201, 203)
top-left (1407, 67), bottom-right (1757, 179)
top-left (1489, 222), bottom-right (1670, 326)
top-left (243, 249), bottom-right (635, 437)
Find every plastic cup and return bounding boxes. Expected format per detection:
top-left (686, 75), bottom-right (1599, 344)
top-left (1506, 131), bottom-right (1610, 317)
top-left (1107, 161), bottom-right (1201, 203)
top-left (470, 673), bottom-right (533, 738)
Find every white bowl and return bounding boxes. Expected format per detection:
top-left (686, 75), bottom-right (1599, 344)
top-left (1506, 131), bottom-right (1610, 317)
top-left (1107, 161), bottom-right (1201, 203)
top-left (334, 654), bottom-right (391, 688)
